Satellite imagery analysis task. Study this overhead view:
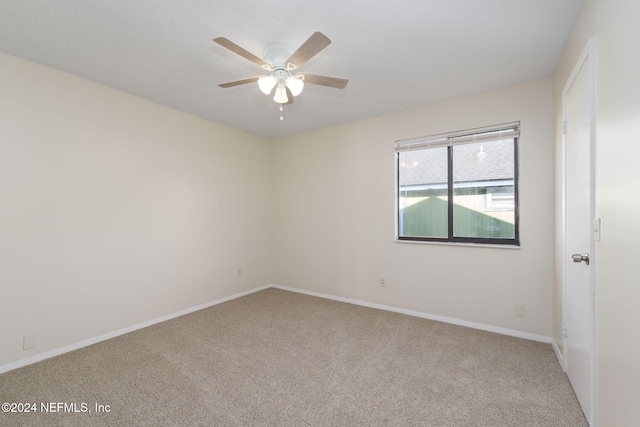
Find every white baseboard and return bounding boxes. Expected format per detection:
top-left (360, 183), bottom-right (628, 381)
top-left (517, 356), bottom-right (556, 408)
top-left (1, 283), bottom-right (554, 375)
top-left (0, 285), bottom-right (271, 375)
top-left (552, 338), bottom-right (566, 371)
top-left (270, 284), bottom-right (553, 344)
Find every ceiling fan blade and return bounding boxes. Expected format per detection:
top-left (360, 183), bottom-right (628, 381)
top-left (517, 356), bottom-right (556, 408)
top-left (218, 76), bottom-right (260, 88)
top-left (286, 32), bottom-right (331, 69)
top-left (213, 37), bottom-right (267, 68)
top-left (303, 74), bottom-right (349, 89)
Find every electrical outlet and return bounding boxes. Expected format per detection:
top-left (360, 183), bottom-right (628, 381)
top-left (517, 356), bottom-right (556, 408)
top-left (23, 333), bottom-right (37, 350)
top-left (514, 304), bottom-right (525, 317)
top-left (237, 268), bottom-right (242, 278)
top-left (379, 276), bottom-right (386, 287)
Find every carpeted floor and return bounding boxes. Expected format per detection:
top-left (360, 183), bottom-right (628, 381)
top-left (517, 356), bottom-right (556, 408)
top-left (0, 288), bottom-right (587, 426)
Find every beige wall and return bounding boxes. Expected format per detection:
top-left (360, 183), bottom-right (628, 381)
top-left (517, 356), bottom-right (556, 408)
top-left (0, 52), bottom-right (272, 367)
top-left (272, 78), bottom-right (554, 337)
top-left (552, 0), bottom-right (640, 425)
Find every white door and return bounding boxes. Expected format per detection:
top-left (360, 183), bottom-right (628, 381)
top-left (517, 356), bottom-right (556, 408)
top-left (563, 39), bottom-right (595, 425)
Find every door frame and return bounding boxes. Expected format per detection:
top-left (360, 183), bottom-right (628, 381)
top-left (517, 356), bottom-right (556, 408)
top-left (561, 37), bottom-right (596, 425)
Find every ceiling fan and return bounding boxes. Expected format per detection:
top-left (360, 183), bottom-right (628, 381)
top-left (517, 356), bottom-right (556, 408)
top-left (214, 32), bottom-right (348, 108)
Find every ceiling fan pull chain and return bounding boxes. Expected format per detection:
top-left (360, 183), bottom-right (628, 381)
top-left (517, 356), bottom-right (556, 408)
top-left (279, 104), bottom-right (284, 121)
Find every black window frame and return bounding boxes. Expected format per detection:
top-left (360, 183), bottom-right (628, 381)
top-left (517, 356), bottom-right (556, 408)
top-left (396, 124), bottom-right (520, 246)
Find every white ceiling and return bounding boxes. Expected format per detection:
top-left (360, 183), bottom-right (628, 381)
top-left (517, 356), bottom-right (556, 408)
top-left (0, 0), bottom-right (581, 139)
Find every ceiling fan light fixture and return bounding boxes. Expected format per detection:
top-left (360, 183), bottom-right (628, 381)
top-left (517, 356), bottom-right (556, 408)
top-left (286, 75), bottom-right (304, 96)
top-left (258, 75), bottom-right (278, 94)
top-left (273, 84), bottom-right (288, 104)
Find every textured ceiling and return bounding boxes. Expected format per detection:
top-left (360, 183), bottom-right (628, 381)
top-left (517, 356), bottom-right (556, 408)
top-left (0, 0), bottom-right (582, 139)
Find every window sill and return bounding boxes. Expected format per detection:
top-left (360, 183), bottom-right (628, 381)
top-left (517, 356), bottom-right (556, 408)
top-left (395, 239), bottom-right (521, 249)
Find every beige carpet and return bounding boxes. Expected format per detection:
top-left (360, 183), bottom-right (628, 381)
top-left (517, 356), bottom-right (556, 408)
top-left (0, 288), bottom-right (587, 426)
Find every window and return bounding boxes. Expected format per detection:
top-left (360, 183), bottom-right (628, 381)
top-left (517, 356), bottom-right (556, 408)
top-left (396, 123), bottom-right (519, 245)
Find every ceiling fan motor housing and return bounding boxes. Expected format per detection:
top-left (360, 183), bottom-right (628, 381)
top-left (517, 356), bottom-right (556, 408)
top-left (263, 43), bottom-right (295, 70)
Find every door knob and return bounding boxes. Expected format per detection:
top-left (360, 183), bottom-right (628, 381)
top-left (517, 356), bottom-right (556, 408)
top-left (572, 252), bottom-right (590, 266)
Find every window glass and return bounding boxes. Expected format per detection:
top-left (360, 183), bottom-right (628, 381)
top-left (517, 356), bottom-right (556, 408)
top-left (452, 139), bottom-right (515, 239)
top-left (398, 147), bottom-right (448, 238)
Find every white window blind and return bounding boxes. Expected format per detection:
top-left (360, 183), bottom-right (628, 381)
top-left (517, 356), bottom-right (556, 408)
top-left (395, 122), bottom-right (520, 152)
